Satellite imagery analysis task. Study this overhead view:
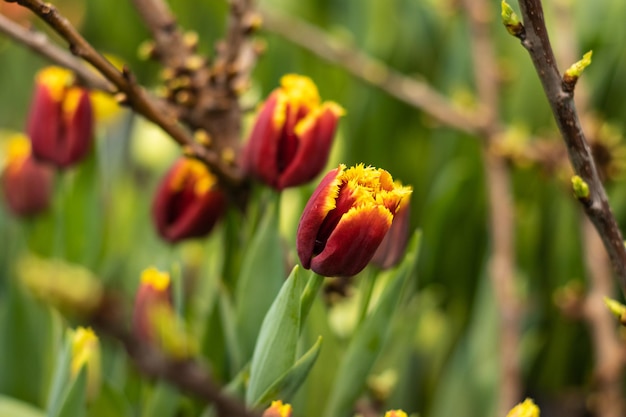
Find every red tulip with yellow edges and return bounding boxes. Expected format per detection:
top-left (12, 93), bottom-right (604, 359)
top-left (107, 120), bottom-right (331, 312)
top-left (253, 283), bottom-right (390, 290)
top-left (27, 66), bottom-right (94, 168)
top-left (297, 164), bottom-right (412, 277)
top-left (244, 74), bottom-right (345, 190)
top-left (132, 267), bottom-right (172, 342)
top-left (152, 157), bottom-right (226, 243)
top-left (1, 134), bottom-right (54, 217)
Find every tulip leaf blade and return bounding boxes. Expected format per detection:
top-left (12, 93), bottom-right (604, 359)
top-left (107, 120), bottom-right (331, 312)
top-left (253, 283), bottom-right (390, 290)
top-left (254, 336), bottom-right (323, 407)
top-left (0, 395), bottom-right (45, 417)
top-left (235, 197), bottom-right (285, 361)
top-left (51, 366), bottom-right (87, 417)
top-left (246, 265), bottom-right (303, 406)
top-left (323, 231), bottom-right (421, 417)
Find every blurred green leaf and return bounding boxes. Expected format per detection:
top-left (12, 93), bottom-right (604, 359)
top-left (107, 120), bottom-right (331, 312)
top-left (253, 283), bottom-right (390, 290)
top-left (323, 231), bottom-right (421, 417)
top-left (235, 195), bottom-right (286, 361)
top-left (0, 395), bottom-right (45, 417)
top-left (52, 367), bottom-right (87, 417)
top-left (141, 382), bottom-right (178, 417)
top-left (87, 382), bottom-right (132, 417)
top-left (246, 266), bottom-right (304, 406)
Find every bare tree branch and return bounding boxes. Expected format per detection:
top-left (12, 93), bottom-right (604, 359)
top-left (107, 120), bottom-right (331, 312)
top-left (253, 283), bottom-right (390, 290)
top-left (0, 12), bottom-right (112, 91)
top-left (514, 0), bottom-right (626, 296)
top-left (6, 0), bottom-right (244, 186)
top-left (462, 0), bottom-right (522, 414)
top-left (259, 8), bottom-right (482, 135)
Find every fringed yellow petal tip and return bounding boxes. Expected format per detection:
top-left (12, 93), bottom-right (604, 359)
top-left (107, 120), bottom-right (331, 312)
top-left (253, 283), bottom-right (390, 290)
top-left (5, 133), bottom-right (31, 163)
top-left (140, 267), bottom-right (171, 291)
top-left (263, 400), bottom-right (292, 417)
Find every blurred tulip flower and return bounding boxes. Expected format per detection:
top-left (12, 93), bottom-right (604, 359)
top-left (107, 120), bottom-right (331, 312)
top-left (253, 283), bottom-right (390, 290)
top-left (297, 164), bottom-right (412, 277)
top-left (1, 134), bottom-right (53, 217)
top-left (371, 197), bottom-right (411, 269)
top-left (384, 411), bottom-right (408, 417)
top-left (506, 398), bottom-right (540, 417)
top-left (244, 74), bottom-right (345, 190)
top-left (262, 400), bottom-right (293, 417)
top-left (70, 327), bottom-right (101, 400)
top-left (132, 267), bottom-right (172, 342)
top-left (27, 66), bottom-right (94, 168)
top-left (152, 157), bottom-right (226, 243)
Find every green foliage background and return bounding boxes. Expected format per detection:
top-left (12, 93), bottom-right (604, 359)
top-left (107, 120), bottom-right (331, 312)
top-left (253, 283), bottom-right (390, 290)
top-left (2, 0), bottom-right (626, 416)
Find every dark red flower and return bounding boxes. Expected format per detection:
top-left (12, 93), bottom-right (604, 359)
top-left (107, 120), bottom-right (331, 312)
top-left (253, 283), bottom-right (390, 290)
top-left (1, 134), bottom-right (54, 217)
top-left (244, 74), bottom-right (344, 190)
top-left (296, 164), bottom-right (412, 277)
top-left (152, 157), bottom-right (226, 243)
top-left (27, 67), bottom-right (94, 169)
top-left (371, 198), bottom-right (411, 269)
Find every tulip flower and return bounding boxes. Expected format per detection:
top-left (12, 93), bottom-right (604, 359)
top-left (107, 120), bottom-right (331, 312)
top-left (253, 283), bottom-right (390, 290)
top-left (384, 411), bottom-right (408, 417)
top-left (371, 197), bottom-right (411, 269)
top-left (262, 401), bottom-right (293, 417)
top-left (70, 326), bottom-right (101, 400)
top-left (1, 134), bottom-right (53, 217)
top-left (506, 398), bottom-right (540, 417)
top-left (132, 267), bottom-right (172, 342)
top-left (27, 66), bottom-right (94, 168)
top-left (297, 164), bottom-right (412, 277)
top-left (152, 157), bottom-right (226, 243)
top-left (244, 74), bottom-right (345, 190)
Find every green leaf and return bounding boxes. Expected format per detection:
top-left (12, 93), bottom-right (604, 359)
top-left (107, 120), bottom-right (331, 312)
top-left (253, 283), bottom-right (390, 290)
top-left (323, 231), bottom-right (421, 417)
top-left (0, 395), bottom-right (45, 417)
top-left (52, 367), bottom-right (87, 417)
top-left (235, 197), bottom-right (286, 361)
top-left (141, 382), bottom-right (179, 417)
top-left (246, 266), bottom-right (303, 406)
top-left (254, 336), bottom-right (323, 407)
top-left (87, 382), bottom-right (132, 417)
top-left (46, 334), bottom-right (73, 417)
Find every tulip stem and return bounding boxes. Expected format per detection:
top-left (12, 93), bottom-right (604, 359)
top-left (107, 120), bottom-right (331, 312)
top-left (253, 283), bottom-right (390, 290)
top-left (300, 271), bottom-right (325, 327)
top-left (52, 171), bottom-right (70, 258)
top-left (356, 268), bottom-right (377, 326)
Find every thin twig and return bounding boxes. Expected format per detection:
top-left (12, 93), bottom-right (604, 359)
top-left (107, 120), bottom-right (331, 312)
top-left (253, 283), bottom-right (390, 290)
top-left (581, 219), bottom-right (625, 417)
top-left (91, 296), bottom-right (260, 417)
top-left (8, 0), bottom-right (244, 185)
top-left (259, 8), bottom-right (482, 135)
top-left (514, 0), bottom-right (626, 296)
top-left (462, 0), bottom-right (522, 414)
top-left (550, 3), bottom-right (626, 415)
top-left (0, 12), bottom-right (111, 91)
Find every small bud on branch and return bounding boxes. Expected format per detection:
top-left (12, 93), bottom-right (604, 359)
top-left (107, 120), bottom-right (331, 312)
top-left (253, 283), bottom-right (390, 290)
top-left (604, 296), bottom-right (626, 326)
top-left (563, 51), bottom-right (593, 93)
top-left (571, 175), bottom-right (590, 200)
top-left (501, 1), bottom-right (525, 38)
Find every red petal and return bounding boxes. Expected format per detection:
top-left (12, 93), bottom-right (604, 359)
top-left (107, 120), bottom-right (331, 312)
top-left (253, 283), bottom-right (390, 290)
top-left (310, 204), bottom-right (392, 277)
top-left (296, 167), bottom-right (343, 269)
top-left (244, 92), bottom-right (283, 187)
top-left (27, 83), bottom-right (62, 165)
top-left (277, 106), bottom-right (340, 189)
top-left (1, 156), bottom-right (54, 217)
top-left (59, 90), bottom-right (93, 168)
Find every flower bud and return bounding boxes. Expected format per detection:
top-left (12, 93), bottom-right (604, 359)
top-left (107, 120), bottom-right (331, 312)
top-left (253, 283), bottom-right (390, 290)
top-left (297, 164), bottom-right (412, 277)
top-left (262, 400), bottom-right (292, 417)
top-left (152, 157), bottom-right (226, 243)
top-left (371, 197), bottom-right (411, 269)
top-left (384, 410), bottom-right (408, 417)
top-left (506, 398), bottom-right (540, 417)
top-left (132, 267), bottom-right (172, 342)
top-left (70, 327), bottom-right (101, 400)
top-left (244, 74), bottom-right (345, 190)
top-left (27, 66), bottom-right (94, 168)
top-left (1, 134), bottom-right (54, 217)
